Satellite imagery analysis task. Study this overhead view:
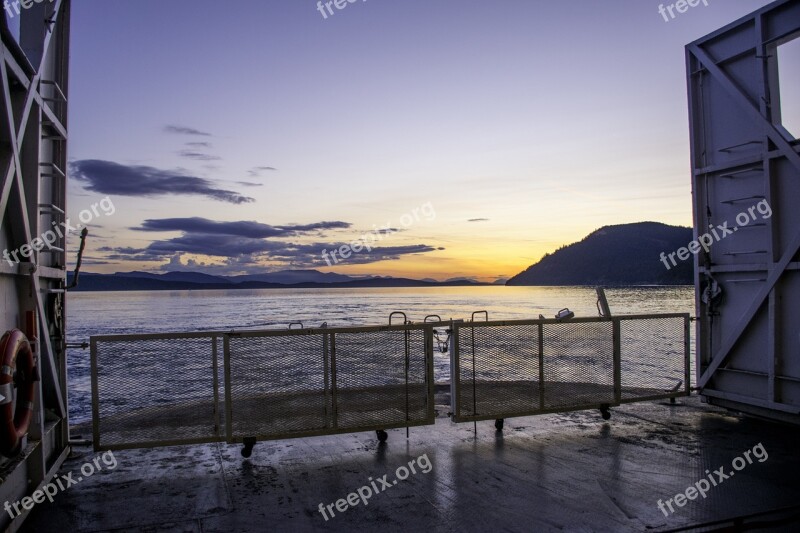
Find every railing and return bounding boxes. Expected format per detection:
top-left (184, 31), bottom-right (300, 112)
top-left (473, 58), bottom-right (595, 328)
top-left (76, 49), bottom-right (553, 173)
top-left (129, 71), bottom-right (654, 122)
top-left (90, 313), bottom-right (689, 451)
top-left (223, 324), bottom-right (435, 444)
top-left (450, 314), bottom-right (690, 422)
top-left (91, 323), bottom-right (436, 451)
top-left (90, 332), bottom-right (224, 450)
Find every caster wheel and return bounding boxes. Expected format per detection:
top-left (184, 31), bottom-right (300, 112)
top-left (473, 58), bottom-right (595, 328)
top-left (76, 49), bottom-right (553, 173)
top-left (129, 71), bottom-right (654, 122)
top-left (376, 430), bottom-right (388, 442)
top-left (600, 408), bottom-right (611, 421)
top-left (495, 419), bottom-right (504, 431)
top-left (241, 437), bottom-right (256, 458)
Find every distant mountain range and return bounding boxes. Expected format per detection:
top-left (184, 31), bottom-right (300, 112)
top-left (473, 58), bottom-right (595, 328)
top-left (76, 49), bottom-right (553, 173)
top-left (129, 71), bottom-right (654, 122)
top-left (506, 222), bottom-right (693, 286)
top-left (69, 269), bottom-right (488, 291)
top-left (71, 222), bottom-right (693, 291)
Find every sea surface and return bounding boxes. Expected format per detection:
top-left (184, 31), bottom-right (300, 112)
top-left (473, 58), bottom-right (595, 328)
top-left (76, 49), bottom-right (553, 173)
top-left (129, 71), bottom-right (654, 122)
top-left (66, 286), bottom-right (695, 425)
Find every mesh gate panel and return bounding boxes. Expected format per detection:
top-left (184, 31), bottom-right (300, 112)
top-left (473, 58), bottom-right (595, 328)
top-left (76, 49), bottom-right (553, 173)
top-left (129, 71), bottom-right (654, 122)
top-left (542, 321), bottom-right (615, 409)
top-left (226, 332), bottom-right (330, 440)
top-left (456, 324), bottom-right (539, 419)
top-left (90, 315), bottom-right (687, 450)
top-left (619, 316), bottom-right (687, 401)
top-left (334, 328), bottom-right (430, 429)
top-left (92, 335), bottom-right (220, 449)
top-left (454, 321), bottom-right (615, 421)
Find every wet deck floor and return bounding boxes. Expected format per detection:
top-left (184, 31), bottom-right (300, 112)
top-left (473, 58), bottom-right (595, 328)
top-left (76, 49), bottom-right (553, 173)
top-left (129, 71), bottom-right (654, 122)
top-left (21, 397), bottom-right (800, 532)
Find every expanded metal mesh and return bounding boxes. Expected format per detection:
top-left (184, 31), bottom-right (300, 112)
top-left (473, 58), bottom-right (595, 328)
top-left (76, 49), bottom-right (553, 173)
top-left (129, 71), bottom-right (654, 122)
top-left (90, 315), bottom-right (687, 450)
top-left (619, 316), bottom-right (687, 402)
top-left (456, 324), bottom-right (540, 419)
top-left (225, 326), bottom-right (433, 441)
top-left (334, 328), bottom-right (430, 429)
top-left (453, 316), bottom-right (687, 421)
top-left (541, 321), bottom-right (615, 410)
top-left (92, 334), bottom-right (221, 449)
top-left (226, 331), bottom-right (330, 440)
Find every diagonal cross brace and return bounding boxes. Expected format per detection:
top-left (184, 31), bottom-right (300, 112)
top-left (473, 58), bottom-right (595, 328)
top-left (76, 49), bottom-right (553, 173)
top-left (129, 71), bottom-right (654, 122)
top-left (688, 43), bottom-right (800, 388)
top-left (0, 0), bottom-right (64, 232)
top-left (0, 1), bottom-right (68, 416)
top-left (687, 44), bottom-right (800, 172)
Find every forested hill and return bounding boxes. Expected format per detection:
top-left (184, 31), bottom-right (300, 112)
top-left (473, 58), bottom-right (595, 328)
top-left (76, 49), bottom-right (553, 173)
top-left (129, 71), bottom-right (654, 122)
top-left (506, 222), bottom-right (693, 286)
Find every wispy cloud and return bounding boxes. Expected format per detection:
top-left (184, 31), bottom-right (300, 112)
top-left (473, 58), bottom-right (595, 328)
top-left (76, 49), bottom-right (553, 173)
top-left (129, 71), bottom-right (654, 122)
top-left (105, 240), bottom-right (441, 267)
top-left (103, 216), bottom-right (440, 270)
top-left (164, 125), bottom-right (211, 136)
top-left (248, 166), bottom-right (277, 177)
top-left (133, 217), bottom-right (351, 238)
top-left (468, 218), bottom-right (490, 222)
top-left (177, 150), bottom-right (222, 161)
top-left (70, 160), bottom-right (254, 204)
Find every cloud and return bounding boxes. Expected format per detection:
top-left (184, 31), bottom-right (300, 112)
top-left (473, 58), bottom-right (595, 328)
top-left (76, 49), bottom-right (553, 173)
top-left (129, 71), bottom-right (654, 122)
top-left (102, 215), bottom-right (440, 271)
top-left (468, 218), bottom-right (490, 222)
top-left (134, 218), bottom-right (285, 238)
top-left (147, 234), bottom-right (278, 257)
top-left (319, 244), bottom-right (441, 265)
top-left (133, 217), bottom-right (351, 238)
top-left (248, 166), bottom-right (277, 177)
top-left (103, 234), bottom-right (440, 268)
top-left (164, 125), bottom-right (211, 136)
top-left (177, 150), bottom-right (222, 161)
top-left (236, 181), bottom-right (264, 187)
top-left (186, 142), bottom-right (212, 148)
top-left (282, 221), bottom-right (351, 232)
top-left (98, 246), bottom-right (149, 254)
top-left (70, 160), bottom-right (255, 204)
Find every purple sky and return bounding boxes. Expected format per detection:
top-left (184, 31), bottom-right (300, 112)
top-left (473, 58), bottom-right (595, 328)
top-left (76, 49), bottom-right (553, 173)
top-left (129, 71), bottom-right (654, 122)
top-left (66, 0), bottom-right (789, 282)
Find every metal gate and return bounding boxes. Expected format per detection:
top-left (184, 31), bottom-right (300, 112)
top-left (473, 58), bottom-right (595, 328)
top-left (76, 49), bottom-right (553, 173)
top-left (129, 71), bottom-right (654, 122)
top-left (91, 332), bottom-right (224, 450)
top-left (223, 324), bottom-right (435, 444)
top-left (91, 314), bottom-right (688, 451)
top-left (687, 0), bottom-right (800, 422)
top-left (91, 324), bottom-right (435, 451)
top-left (450, 314), bottom-right (690, 423)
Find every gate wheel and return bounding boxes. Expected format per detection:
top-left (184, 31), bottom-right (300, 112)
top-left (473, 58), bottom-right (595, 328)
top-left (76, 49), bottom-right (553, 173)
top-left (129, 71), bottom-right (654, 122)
top-left (241, 437), bottom-right (256, 458)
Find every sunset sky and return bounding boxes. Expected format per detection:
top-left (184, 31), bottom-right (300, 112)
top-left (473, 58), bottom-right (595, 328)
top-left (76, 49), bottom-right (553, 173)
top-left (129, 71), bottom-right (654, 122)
top-left (67, 0), bottom-right (786, 282)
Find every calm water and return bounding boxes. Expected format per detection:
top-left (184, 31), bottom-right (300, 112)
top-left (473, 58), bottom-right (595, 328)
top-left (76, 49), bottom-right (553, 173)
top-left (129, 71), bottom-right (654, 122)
top-left (66, 286), bottom-right (695, 424)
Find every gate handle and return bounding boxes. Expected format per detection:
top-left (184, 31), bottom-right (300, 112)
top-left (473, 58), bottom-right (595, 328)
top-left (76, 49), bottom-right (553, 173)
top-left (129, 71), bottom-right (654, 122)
top-left (471, 311), bottom-right (489, 322)
top-left (389, 312), bottom-right (408, 325)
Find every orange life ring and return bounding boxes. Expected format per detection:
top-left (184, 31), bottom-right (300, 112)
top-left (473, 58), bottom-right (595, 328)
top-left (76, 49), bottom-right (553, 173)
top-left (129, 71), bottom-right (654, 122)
top-left (0, 329), bottom-right (38, 456)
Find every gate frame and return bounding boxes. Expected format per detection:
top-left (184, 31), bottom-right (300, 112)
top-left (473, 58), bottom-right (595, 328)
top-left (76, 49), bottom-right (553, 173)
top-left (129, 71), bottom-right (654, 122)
top-left (449, 314), bottom-right (690, 423)
top-left (686, 0), bottom-right (800, 421)
top-left (221, 323), bottom-right (436, 444)
top-left (90, 314), bottom-right (689, 451)
top-left (90, 331), bottom-right (225, 451)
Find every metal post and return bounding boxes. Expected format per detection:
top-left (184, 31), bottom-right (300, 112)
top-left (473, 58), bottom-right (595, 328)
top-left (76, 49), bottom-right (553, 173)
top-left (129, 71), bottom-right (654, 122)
top-left (538, 322), bottom-right (545, 410)
top-left (212, 336), bottom-right (220, 438)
